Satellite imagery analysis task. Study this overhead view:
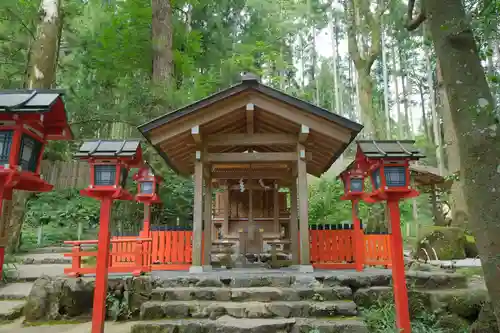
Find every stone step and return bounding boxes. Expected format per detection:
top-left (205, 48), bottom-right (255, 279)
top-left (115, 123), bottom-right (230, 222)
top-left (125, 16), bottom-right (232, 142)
top-left (152, 286), bottom-right (353, 302)
top-left (131, 316), bottom-right (369, 333)
top-left (0, 282), bottom-right (33, 300)
top-left (139, 300), bottom-right (359, 320)
top-left (155, 270), bottom-right (466, 290)
top-left (0, 300), bottom-right (25, 321)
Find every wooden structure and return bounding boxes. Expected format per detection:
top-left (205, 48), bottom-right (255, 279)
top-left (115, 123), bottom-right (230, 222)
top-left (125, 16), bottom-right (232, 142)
top-left (0, 89), bottom-right (72, 277)
top-left (356, 140), bottom-right (424, 333)
top-left (74, 139), bottom-right (146, 333)
top-left (139, 72), bottom-right (363, 272)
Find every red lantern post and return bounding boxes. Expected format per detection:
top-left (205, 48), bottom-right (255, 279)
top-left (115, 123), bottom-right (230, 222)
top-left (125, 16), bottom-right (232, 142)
top-left (356, 140), bottom-right (424, 333)
top-left (338, 163), bottom-right (367, 272)
top-left (0, 90), bottom-right (72, 277)
top-left (133, 163), bottom-right (163, 237)
top-left (74, 140), bottom-right (143, 333)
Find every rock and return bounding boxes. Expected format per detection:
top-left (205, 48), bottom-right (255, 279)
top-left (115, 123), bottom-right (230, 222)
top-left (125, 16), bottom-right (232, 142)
top-left (292, 318), bottom-right (369, 333)
top-left (292, 276), bottom-right (320, 288)
top-left (58, 278), bottom-right (93, 317)
top-left (23, 276), bottom-right (66, 321)
top-left (325, 274), bottom-right (371, 289)
top-left (406, 270), bottom-right (467, 289)
top-left (195, 278), bottom-right (224, 288)
top-left (216, 315), bottom-right (295, 333)
top-left (436, 314), bottom-right (470, 333)
top-left (433, 288), bottom-right (487, 320)
top-left (163, 288), bottom-right (193, 301)
top-left (128, 277), bottom-right (153, 315)
top-left (163, 302), bottom-right (190, 318)
top-left (470, 302), bottom-right (500, 333)
top-left (230, 277), bottom-right (272, 288)
top-left (139, 302), bottom-right (164, 320)
top-left (0, 301), bottom-right (25, 320)
top-left (268, 303), bottom-right (292, 317)
top-left (464, 234), bottom-right (479, 258)
top-left (416, 226), bottom-right (467, 260)
top-left (353, 286), bottom-right (392, 308)
top-left (231, 287), bottom-right (281, 302)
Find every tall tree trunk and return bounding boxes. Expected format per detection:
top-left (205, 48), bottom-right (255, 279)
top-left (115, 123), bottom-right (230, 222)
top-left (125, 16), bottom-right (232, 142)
top-left (344, 0), bottom-right (384, 138)
top-left (438, 61), bottom-right (468, 228)
top-left (424, 28), bottom-right (445, 175)
top-left (418, 83), bottom-right (432, 144)
top-left (399, 49), bottom-right (412, 135)
top-left (392, 46), bottom-right (403, 138)
top-left (381, 16), bottom-right (391, 137)
top-left (5, 0), bottom-right (63, 253)
top-left (152, 0), bottom-right (173, 84)
top-left (425, 0), bottom-right (500, 327)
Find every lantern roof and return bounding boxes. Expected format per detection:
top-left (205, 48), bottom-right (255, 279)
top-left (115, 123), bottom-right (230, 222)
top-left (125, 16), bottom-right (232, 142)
top-left (356, 140), bottom-right (424, 159)
top-left (133, 162), bottom-right (163, 182)
top-left (0, 89), bottom-right (73, 140)
top-left (74, 139), bottom-right (143, 166)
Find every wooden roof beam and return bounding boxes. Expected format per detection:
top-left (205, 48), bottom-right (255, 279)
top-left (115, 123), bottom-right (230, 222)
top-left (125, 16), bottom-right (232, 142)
top-left (212, 170), bottom-right (291, 179)
top-left (246, 103), bottom-right (254, 134)
top-left (207, 152), bottom-right (312, 163)
top-left (207, 133), bottom-right (296, 146)
top-left (299, 125), bottom-right (309, 143)
top-left (150, 98), bottom-right (248, 145)
top-left (251, 95), bottom-right (352, 143)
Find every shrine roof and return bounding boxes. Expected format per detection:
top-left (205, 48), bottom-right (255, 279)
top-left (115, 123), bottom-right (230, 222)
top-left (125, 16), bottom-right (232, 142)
top-left (138, 73), bottom-right (363, 177)
top-left (356, 140), bottom-right (424, 159)
top-left (74, 139), bottom-right (142, 158)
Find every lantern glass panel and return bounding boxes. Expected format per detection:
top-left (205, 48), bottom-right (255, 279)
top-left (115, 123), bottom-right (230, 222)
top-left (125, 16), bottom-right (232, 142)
top-left (0, 130), bottom-right (13, 166)
top-left (140, 181), bottom-right (154, 194)
top-left (384, 166), bottom-right (406, 187)
top-left (94, 165), bottom-right (116, 186)
top-left (350, 178), bottom-right (363, 192)
top-left (18, 134), bottom-right (42, 172)
top-left (372, 168), bottom-right (381, 189)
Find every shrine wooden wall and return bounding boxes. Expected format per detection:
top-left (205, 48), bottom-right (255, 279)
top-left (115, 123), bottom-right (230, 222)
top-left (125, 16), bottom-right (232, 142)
top-left (214, 190), bottom-right (287, 218)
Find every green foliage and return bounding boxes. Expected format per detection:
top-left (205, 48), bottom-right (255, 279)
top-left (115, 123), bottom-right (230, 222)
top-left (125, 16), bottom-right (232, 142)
top-left (25, 189), bottom-right (99, 228)
top-left (363, 300), bottom-right (462, 333)
top-left (1, 254), bottom-right (18, 282)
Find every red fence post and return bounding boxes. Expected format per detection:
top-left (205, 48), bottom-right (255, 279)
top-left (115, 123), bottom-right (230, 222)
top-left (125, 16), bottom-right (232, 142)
top-left (388, 199), bottom-right (411, 333)
top-left (70, 243), bottom-right (82, 277)
top-left (352, 199), bottom-right (364, 272)
top-left (91, 197), bottom-right (113, 333)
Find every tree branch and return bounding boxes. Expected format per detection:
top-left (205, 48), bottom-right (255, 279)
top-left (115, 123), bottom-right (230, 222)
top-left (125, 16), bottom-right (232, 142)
top-left (5, 7), bottom-right (36, 40)
top-left (405, 0), bottom-right (427, 31)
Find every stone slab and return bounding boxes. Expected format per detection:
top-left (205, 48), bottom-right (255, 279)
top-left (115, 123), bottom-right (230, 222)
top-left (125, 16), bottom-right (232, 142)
top-left (131, 317), bottom-right (368, 333)
top-left (0, 320), bottom-right (135, 333)
top-left (9, 264), bottom-right (67, 281)
top-left (0, 300), bottom-right (25, 320)
top-left (0, 283), bottom-right (33, 300)
top-left (154, 286), bottom-right (353, 302)
top-left (139, 300), bottom-right (358, 320)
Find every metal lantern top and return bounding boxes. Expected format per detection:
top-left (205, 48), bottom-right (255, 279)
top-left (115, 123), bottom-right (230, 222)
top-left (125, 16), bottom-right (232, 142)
top-left (0, 90), bottom-right (73, 140)
top-left (133, 162), bottom-right (162, 204)
top-left (354, 140), bottom-right (425, 202)
top-left (75, 139), bottom-right (143, 200)
top-left (0, 90), bottom-right (73, 195)
top-left (338, 161), bottom-right (367, 201)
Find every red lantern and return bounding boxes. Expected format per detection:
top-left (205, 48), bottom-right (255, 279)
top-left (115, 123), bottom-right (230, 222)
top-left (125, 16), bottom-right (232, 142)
top-left (0, 90), bottom-right (72, 279)
top-left (339, 164), bottom-right (367, 201)
top-left (74, 139), bottom-right (143, 333)
top-left (355, 140), bottom-right (423, 203)
top-left (355, 139), bottom-right (424, 333)
top-left (133, 163), bottom-right (162, 204)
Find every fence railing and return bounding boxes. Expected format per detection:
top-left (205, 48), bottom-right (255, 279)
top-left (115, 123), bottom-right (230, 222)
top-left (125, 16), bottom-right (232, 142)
top-left (63, 229), bottom-right (391, 276)
top-left (63, 238), bottom-right (152, 277)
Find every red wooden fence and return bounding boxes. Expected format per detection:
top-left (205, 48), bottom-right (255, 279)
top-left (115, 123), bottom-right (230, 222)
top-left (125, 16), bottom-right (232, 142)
top-left (64, 238), bottom-right (152, 277)
top-left (64, 230), bottom-right (391, 276)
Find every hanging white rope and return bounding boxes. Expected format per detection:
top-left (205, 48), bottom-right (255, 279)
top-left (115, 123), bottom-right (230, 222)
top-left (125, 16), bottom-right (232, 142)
top-left (259, 179), bottom-right (271, 190)
top-left (239, 178), bottom-right (245, 192)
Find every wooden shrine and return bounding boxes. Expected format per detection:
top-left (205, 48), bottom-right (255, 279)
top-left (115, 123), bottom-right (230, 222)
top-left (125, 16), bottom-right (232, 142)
top-left (139, 72), bottom-right (363, 272)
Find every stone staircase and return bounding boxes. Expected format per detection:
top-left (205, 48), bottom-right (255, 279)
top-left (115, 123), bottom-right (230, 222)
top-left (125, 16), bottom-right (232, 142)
top-left (131, 273), bottom-right (388, 333)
